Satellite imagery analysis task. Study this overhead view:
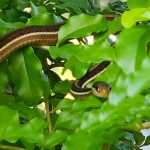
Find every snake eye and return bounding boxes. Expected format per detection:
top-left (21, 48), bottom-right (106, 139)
top-left (94, 85), bottom-right (100, 92)
top-left (92, 81), bottom-right (111, 98)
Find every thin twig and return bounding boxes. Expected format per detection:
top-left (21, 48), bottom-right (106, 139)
top-left (0, 144), bottom-right (26, 150)
top-left (45, 102), bottom-right (52, 132)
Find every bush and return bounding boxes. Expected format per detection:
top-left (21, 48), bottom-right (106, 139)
top-left (0, 0), bottom-right (150, 150)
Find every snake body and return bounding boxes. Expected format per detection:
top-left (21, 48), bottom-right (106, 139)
top-left (0, 22), bottom-right (111, 98)
top-left (0, 23), bottom-right (63, 62)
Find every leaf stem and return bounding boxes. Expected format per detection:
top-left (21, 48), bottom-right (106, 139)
top-left (0, 144), bottom-right (26, 150)
top-left (45, 102), bottom-right (52, 132)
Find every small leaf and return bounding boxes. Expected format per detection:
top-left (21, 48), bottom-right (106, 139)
top-left (144, 136), bottom-right (150, 145)
top-left (30, 1), bottom-right (47, 16)
top-left (133, 131), bottom-right (145, 145)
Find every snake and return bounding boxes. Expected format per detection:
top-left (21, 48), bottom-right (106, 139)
top-left (0, 22), bottom-right (111, 98)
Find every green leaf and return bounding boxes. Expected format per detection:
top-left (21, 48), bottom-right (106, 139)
top-left (115, 25), bottom-right (150, 74)
top-left (55, 0), bottom-right (100, 15)
top-left (10, 102), bottom-right (44, 120)
top-left (133, 131), bottom-right (145, 145)
top-left (1, 8), bottom-right (24, 22)
top-left (58, 14), bottom-right (107, 44)
top-left (43, 130), bottom-right (67, 148)
top-left (50, 42), bottom-right (115, 78)
top-left (30, 1), bottom-right (47, 16)
top-left (98, 18), bottom-right (123, 41)
top-left (122, 7), bottom-right (150, 28)
top-left (109, 74), bottom-right (127, 105)
top-left (1, 1), bottom-right (150, 149)
top-left (55, 96), bottom-right (102, 129)
top-left (54, 80), bottom-right (71, 94)
top-left (0, 94), bottom-right (16, 105)
top-left (51, 43), bottom-right (114, 63)
top-left (94, 63), bottom-right (121, 84)
top-left (65, 56), bottom-right (90, 78)
top-left (0, 19), bottom-right (24, 36)
top-left (0, 105), bottom-right (51, 146)
top-left (55, 109), bottom-right (83, 130)
top-left (0, 62), bottom-right (8, 93)
top-left (0, 0), bottom-right (10, 9)
top-left (18, 118), bottom-right (46, 144)
top-left (55, 0), bottom-right (82, 14)
top-left (72, 96), bottom-right (102, 111)
top-left (26, 12), bottom-right (63, 25)
top-left (12, 0), bottom-right (28, 10)
top-left (0, 105), bottom-right (19, 142)
top-left (127, 0), bottom-right (150, 9)
top-left (8, 47), bottom-right (50, 105)
top-left (57, 96), bottom-right (101, 111)
top-left (62, 130), bottom-right (100, 150)
top-left (127, 57), bottom-right (150, 97)
top-left (56, 99), bottom-right (74, 110)
top-left (144, 136), bottom-right (150, 145)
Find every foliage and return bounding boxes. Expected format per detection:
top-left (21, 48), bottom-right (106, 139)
top-left (0, 0), bottom-right (150, 150)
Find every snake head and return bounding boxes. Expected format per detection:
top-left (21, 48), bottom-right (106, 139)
top-left (92, 81), bottom-right (111, 98)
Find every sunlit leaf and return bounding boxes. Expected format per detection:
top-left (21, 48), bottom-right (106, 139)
top-left (127, 0), bottom-right (150, 9)
top-left (122, 7), bottom-right (150, 28)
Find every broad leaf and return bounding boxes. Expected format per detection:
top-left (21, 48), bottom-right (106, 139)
top-left (127, 0), bottom-right (150, 9)
top-left (122, 7), bottom-right (150, 28)
top-left (115, 25), bottom-right (150, 74)
top-left (8, 47), bottom-right (50, 105)
top-left (58, 14), bottom-right (107, 44)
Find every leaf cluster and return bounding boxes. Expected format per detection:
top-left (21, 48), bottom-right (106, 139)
top-left (0, 0), bottom-right (150, 150)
